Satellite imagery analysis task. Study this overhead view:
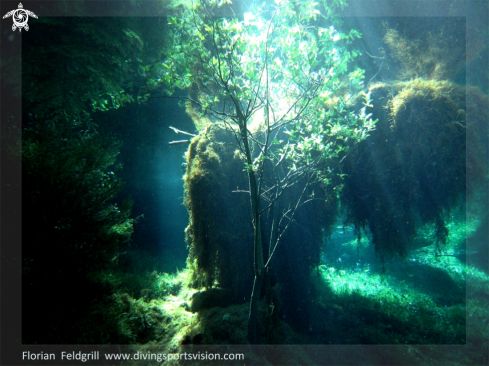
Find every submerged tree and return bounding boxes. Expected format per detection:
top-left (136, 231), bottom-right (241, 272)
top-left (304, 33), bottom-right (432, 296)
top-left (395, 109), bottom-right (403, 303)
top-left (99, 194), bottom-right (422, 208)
top-left (20, 16), bottom-right (150, 343)
top-left (22, 16), bottom-right (171, 126)
top-left (162, 0), bottom-right (375, 341)
top-left (22, 119), bottom-right (136, 343)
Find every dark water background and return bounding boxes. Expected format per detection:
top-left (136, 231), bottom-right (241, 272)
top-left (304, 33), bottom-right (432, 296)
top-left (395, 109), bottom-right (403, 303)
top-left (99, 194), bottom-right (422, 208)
top-left (97, 98), bottom-right (193, 273)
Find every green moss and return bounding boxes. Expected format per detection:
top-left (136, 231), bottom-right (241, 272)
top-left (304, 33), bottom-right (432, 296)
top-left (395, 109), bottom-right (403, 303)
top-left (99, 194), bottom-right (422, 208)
top-left (382, 22), bottom-right (467, 82)
top-left (314, 260), bottom-right (468, 344)
top-left (341, 80), bottom-right (488, 257)
top-left (313, 207), bottom-right (487, 351)
top-left (184, 124), bottom-right (254, 293)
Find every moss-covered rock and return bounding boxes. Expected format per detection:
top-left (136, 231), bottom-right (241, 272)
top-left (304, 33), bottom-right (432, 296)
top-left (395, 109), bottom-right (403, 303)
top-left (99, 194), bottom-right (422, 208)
top-left (341, 79), bottom-right (488, 257)
top-left (184, 124), bottom-right (254, 297)
top-left (183, 123), bottom-right (338, 332)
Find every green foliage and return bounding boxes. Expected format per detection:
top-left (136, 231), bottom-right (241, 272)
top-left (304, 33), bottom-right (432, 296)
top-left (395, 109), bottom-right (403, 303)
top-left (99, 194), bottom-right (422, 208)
top-left (22, 121), bottom-right (134, 268)
top-left (340, 80), bottom-right (474, 257)
top-left (77, 269), bottom-right (196, 344)
top-left (108, 270), bottom-right (183, 300)
top-left (312, 210), bottom-right (488, 351)
top-left (163, 0), bottom-right (374, 174)
top-left (165, 0), bottom-right (374, 341)
top-left (165, 0), bottom-right (375, 261)
top-left (382, 21), bottom-right (467, 82)
top-left (22, 18), bottom-right (169, 124)
top-left (313, 224), bottom-right (474, 345)
top-left (21, 118), bottom-right (137, 344)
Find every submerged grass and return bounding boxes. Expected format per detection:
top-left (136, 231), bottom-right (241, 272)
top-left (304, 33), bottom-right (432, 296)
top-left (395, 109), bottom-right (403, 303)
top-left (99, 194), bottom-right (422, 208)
top-left (315, 214), bottom-right (488, 350)
top-left (78, 209), bottom-right (487, 365)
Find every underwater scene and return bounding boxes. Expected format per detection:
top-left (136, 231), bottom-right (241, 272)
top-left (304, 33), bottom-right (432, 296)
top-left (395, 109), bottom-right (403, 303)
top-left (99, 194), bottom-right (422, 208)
top-left (1, 0), bottom-right (488, 365)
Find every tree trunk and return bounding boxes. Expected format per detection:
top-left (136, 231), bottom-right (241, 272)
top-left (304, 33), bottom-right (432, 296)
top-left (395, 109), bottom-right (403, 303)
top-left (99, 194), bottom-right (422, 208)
top-left (245, 144), bottom-right (265, 343)
top-left (231, 96), bottom-right (265, 343)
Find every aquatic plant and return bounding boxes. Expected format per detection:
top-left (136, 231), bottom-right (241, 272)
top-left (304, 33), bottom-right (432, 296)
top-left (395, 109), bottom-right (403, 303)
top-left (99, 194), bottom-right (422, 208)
top-left (163, 0), bottom-right (375, 341)
top-left (184, 125), bottom-right (254, 292)
top-left (21, 120), bottom-right (136, 343)
top-left (18, 13), bottom-right (184, 344)
top-left (312, 210), bottom-right (488, 350)
top-left (380, 17), bottom-right (487, 89)
top-left (341, 79), bottom-right (488, 258)
top-left (21, 17), bottom-right (168, 125)
top-left (382, 25), bottom-right (465, 81)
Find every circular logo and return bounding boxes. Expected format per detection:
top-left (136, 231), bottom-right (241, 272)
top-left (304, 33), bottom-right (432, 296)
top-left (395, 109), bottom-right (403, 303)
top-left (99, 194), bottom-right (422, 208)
top-left (2, 3), bottom-right (38, 32)
top-left (12, 9), bottom-right (29, 29)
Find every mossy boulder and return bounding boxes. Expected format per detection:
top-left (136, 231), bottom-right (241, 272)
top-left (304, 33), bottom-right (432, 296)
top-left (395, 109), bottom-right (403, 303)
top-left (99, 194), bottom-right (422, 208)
top-left (184, 124), bottom-right (254, 298)
top-left (342, 79), bottom-right (488, 257)
top-left (183, 123), bottom-right (337, 332)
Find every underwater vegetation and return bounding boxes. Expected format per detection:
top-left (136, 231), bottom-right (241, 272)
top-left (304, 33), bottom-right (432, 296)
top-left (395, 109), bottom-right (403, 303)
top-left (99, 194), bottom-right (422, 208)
top-left (159, 2), bottom-right (487, 361)
top-left (178, 78), bottom-right (489, 346)
top-left (341, 78), bottom-right (488, 258)
top-left (21, 119), bottom-right (136, 343)
top-left (21, 16), bottom-right (170, 124)
top-left (163, 0), bottom-right (376, 342)
top-left (19, 14), bottom-right (159, 344)
top-left (16, 7), bottom-right (184, 345)
top-left (380, 16), bottom-right (487, 89)
top-left (183, 123), bottom-right (338, 339)
top-left (382, 23), bottom-right (465, 81)
top-left (184, 125), bottom-right (254, 293)
top-left (4, 0), bottom-right (486, 365)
